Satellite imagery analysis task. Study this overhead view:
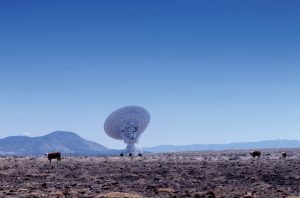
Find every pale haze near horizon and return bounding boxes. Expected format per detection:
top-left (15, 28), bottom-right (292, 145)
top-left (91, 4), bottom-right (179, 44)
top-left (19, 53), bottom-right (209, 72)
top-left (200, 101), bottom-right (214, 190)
top-left (0, 1), bottom-right (299, 149)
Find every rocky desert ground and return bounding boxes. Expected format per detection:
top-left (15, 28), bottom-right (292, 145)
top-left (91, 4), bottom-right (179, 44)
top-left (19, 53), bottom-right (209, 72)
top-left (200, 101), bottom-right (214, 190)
top-left (0, 150), bottom-right (300, 198)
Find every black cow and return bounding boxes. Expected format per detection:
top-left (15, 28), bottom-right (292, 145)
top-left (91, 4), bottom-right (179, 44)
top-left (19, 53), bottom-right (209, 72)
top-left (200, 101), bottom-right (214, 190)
top-left (250, 150), bottom-right (261, 158)
top-left (281, 152), bottom-right (287, 159)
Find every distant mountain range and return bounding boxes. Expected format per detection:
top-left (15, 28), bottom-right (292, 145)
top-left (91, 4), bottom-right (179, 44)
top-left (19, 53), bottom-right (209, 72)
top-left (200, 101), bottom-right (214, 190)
top-left (143, 140), bottom-right (300, 153)
top-left (0, 131), bottom-right (300, 156)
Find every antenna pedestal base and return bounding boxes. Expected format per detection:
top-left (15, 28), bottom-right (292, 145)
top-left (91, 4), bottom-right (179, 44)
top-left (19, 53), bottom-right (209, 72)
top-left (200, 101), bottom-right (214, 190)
top-left (120, 143), bottom-right (143, 156)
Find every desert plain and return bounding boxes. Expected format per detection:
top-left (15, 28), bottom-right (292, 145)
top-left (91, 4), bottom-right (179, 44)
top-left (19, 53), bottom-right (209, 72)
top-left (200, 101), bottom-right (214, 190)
top-left (0, 150), bottom-right (300, 198)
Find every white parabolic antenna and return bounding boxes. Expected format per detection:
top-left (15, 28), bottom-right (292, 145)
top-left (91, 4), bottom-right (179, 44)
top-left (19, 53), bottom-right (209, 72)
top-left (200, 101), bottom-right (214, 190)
top-left (104, 106), bottom-right (150, 156)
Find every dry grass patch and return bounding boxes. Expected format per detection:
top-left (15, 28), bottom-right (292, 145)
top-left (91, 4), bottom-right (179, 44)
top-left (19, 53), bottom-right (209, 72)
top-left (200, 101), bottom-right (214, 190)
top-left (96, 192), bottom-right (143, 198)
top-left (49, 191), bottom-right (65, 197)
top-left (244, 192), bottom-right (256, 198)
top-left (156, 188), bottom-right (175, 193)
top-left (30, 192), bottom-right (43, 198)
top-left (17, 188), bottom-right (28, 192)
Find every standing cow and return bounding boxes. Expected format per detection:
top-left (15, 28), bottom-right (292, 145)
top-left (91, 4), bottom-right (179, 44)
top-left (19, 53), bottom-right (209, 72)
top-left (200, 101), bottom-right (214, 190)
top-left (250, 150), bottom-right (261, 159)
top-left (45, 152), bottom-right (61, 163)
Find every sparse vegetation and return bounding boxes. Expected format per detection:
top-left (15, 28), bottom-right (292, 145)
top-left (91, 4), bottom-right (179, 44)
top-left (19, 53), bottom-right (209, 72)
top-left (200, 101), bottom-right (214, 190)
top-left (0, 151), bottom-right (300, 197)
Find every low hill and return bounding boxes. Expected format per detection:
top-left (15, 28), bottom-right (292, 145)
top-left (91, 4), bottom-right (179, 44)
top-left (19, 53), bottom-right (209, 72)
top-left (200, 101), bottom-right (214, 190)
top-left (0, 131), bottom-right (114, 156)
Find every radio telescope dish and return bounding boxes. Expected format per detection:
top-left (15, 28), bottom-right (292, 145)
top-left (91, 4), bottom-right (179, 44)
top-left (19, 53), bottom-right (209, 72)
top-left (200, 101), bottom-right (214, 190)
top-left (104, 106), bottom-right (150, 156)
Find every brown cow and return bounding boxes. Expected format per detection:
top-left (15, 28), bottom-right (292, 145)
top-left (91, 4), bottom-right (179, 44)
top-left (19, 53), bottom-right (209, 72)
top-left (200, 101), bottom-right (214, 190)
top-left (45, 152), bottom-right (61, 163)
top-left (250, 150), bottom-right (261, 158)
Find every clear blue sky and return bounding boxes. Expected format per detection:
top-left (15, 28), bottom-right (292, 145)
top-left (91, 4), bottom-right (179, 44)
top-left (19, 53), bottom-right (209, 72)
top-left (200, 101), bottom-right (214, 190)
top-left (0, 0), bottom-right (299, 148)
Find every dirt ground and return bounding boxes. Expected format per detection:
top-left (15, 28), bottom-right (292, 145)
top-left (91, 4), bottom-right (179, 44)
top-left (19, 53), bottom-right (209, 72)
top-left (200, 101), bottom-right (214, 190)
top-left (0, 150), bottom-right (300, 198)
